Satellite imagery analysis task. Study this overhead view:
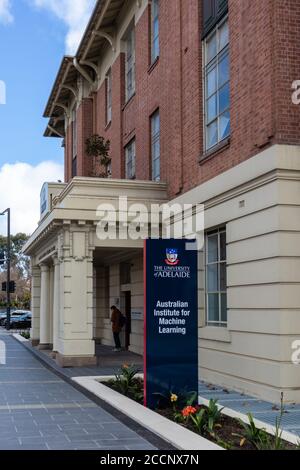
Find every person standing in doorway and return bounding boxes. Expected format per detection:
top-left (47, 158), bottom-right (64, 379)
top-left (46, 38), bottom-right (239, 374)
top-left (110, 305), bottom-right (123, 352)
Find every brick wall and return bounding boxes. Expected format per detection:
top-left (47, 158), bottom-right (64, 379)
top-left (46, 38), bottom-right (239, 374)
top-left (64, 0), bottom-right (300, 199)
top-left (64, 124), bottom-right (72, 182)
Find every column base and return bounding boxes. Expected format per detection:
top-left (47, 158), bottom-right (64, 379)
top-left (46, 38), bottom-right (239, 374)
top-left (56, 352), bottom-right (97, 368)
top-left (31, 339), bottom-right (40, 347)
top-left (37, 343), bottom-right (51, 351)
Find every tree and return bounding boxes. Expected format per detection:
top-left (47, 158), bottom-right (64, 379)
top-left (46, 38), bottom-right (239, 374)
top-left (0, 233), bottom-right (31, 309)
top-left (85, 134), bottom-right (111, 178)
top-left (0, 233), bottom-right (30, 278)
top-left (0, 268), bottom-right (30, 308)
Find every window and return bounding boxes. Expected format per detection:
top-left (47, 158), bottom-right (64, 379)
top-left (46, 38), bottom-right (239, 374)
top-left (202, 0), bottom-right (228, 38)
top-left (151, 110), bottom-right (160, 181)
top-left (205, 227), bottom-right (227, 326)
top-left (125, 26), bottom-right (136, 101)
top-left (72, 157), bottom-right (77, 178)
top-left (72, 109), bottom-right (77, 177)
top-left (125, 139), bottom-right (136, 179)
top-left (204, 18), bottom-right (230, 151)
top-left (72, 109), bottom-right (77, 159)
top-left (151, 0), bottom-right (159, 63)
top-left (106, 68), bottom-right (112, 124)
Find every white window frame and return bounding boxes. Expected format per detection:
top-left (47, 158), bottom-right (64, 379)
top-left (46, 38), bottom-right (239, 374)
top-left (205, 227), bottom-right (227, 327)
top-left (125, 139), bottom-right (136, 180)
top-left (106, 68), bottom-right (112, 124)
top-left (151, 0), bottom-right (159, 63)
top-left (125, 26), bottom-right (136, 101)
top-left (151, 110), bottom-right (160, 181)
top-left (203, 17), bottom-right (230, 151)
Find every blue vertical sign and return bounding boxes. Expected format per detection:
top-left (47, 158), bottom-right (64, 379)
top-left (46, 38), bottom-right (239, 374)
top-left (144, 239), bottom-right (198, 409)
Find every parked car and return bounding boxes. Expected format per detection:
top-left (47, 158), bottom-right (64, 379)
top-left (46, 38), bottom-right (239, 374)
top-left (3, 312), bottom-right (32, 330)
top-left (0, 310), bottom-right (31, 326)
top-left (0, 310), bottom-right (6, 323)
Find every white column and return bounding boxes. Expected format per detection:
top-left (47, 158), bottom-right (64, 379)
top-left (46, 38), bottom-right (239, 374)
top-left (49, 265), bottom-right (54, 346)
top-left (55, 225), bottom-right (96, 367)
top-left (39, 263), bottom-right (51, 347)
top-left (30, 265), bottom-right (41, 346)
top-left (52, 257), bottom-right (60, 352)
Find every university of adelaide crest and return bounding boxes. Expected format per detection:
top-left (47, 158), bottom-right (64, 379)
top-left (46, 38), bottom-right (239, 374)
top-left (165, 248), bottom-right (179, 266)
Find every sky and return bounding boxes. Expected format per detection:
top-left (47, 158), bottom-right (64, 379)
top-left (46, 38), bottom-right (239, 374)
top-left (0, 0), bottom-right (96, 235)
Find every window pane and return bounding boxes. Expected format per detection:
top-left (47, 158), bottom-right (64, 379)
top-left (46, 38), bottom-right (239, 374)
top-left (126, 28), bottom-right (135, 99)
top-left (220, 263), bottom-right (227, 291)
top-left (153, 139), bottom-right (160, 158)
top-left (219, 82), bottom-right (230, 114)
top-left (206, 33), bottom-right (217, 63)
top-left (152, 0), bottom-right (159, 61)
top-left (220, 231), bottom-right (226, 261)
top-left (152, 113), bottom-right (160, 136)
top-left (219, 111), bottom-right (230, 140)
top-left (219, 21), bottom-right (229, 51)
top-left (221, 293), bottom-right (227, 322)
top-left (207, 120), bottom-right (218, 148)
top-left (126, 141), bottom-right (136, 179)
top-left (207, 264), bottom-right (218, 292)
top-left (151, 111), bottom-right (160, 181)
top-left (208, 294), bottom-right (219, 322)
top-left (72, 157), bottom-right (77, 177)
top-left (218, 54), bottom-right (229, 87)
top-left (153, 158), bottom-right (160, 180)
top-left (153, 18), bottom-right (159, 38)
top-left (152, 37), bottom-right (159, 60)
top-left (127, 29), bottom-right (134, 55)
top-left (207, 94), bottom-right (217, 123)
top-left (207, 234), bottom-right (218, 263)
top-left (207, 67), bottom-right (217, 97)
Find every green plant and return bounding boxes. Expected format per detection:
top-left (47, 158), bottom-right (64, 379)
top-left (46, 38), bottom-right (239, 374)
top-left (110, 364), bottom-right (142, 399)
top-left (236, 407), bottom-right (288, 451)
top-left (216, 438), bottom-right (233, 450)
top-left (154, 389), bottom-right (197, 411)
top-left (237, 413), bottom-right (267, 448)
top-left (206, 399), bottom-right (224, 433)
top-left (256, 394), bottom-right (288, 450)
top-left (85, 134), bottom-right (111, 177)
top-left (117, 364), bottom-right (140, 383)
top-left (20, 331), bottom-right (30, 340)
top-left (190, 408), bottom-right (207, 434)
top-left (186, 391), bottom-right (198, 406)
top-left (231, 393), bottom-right (293, 451)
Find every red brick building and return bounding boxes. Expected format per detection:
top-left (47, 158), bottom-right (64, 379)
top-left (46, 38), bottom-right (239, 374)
top-left (24, 0), bottom-right (300, 403)
top-left (45, 0), bottom-right (300, 196)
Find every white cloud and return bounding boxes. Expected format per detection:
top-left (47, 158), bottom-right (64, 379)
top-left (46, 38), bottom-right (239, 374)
top-left (0, 161), bottom-right (63, 235)
top-left (0, 0), bottom-right (13, 24)
top-left (32, 0), bottom-right (96, 54)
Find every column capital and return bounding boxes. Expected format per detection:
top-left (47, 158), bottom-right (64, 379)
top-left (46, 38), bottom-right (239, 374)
top-left (31, 266), bottom-right (41, 276)
top-left (52, 256), bottom-right (60, 267)
top-left (40, 263), bottom-right (50, 273)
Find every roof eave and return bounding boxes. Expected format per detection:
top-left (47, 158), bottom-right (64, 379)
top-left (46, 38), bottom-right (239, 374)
top-left (43, 55), bottom-right (74, 118)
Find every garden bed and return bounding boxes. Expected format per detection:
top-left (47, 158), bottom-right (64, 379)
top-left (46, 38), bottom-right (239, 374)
top-left (101, 365), bottom-right (298, 451)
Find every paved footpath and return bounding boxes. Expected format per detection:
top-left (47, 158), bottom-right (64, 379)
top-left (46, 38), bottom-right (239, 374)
top-left (0, 331), bottom-right (157, 450)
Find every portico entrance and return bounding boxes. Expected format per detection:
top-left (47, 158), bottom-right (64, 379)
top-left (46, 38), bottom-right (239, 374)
top-left (23, 177), bottom-right (168, 367)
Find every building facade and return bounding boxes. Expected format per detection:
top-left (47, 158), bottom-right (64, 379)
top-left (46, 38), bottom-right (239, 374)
top-left (24, 0), bottom-right (300, 403)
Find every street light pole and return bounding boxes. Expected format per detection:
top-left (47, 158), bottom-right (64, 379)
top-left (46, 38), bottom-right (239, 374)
top-left (1, 208), bottom-right (11, 331)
